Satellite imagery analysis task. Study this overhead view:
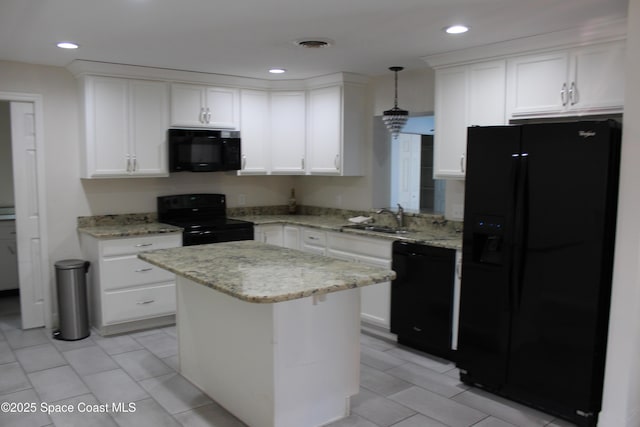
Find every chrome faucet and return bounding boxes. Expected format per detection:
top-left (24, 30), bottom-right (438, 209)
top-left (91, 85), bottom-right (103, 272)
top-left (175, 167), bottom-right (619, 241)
top-left (376, 204), bottom-right (404, 229)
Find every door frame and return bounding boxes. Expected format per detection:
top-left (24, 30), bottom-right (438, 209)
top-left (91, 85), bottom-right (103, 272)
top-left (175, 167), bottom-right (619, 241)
top-left (0, 91), bottom-right (50, 329)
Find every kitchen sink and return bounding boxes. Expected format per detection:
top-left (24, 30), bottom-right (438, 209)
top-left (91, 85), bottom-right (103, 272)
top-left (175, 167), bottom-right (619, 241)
top-left (342, 224), bottom-right (408, 235)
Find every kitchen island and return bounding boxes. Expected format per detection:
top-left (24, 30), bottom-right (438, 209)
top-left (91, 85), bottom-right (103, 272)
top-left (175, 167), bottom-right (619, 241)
top-left (138, 240), bottom-right (396, 427)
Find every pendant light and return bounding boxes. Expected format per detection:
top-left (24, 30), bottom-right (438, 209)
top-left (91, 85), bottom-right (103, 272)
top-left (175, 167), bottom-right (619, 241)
top-left (382, 66), bottom-right (409, 139)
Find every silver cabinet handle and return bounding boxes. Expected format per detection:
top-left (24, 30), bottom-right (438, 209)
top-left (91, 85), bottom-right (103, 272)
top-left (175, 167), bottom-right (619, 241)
top-left (242, 155), bottom-right (247, 170)
top-left (135, 268), bottom-right (153, 273)
top-left (460, 153), bottom-right (465, 173)
top-left (206, 107), bottom-right (212, 123)
top-left (569, 82), bottom-right (577, 105)
top-left (125, 155), bottom-right (131, 173)
top-left (199, 107), bottom-right (206, 124)
top-left (135, 243), bottom-right (153, 247)
top-left (301, 158), bottom-right (305, 170)
top-left (136, 299), bottom-right (155, 305)
top-left (8, 245), bottom-right (15, 255)
top-left (131, 155), bottom-right (137, 172)
top-left (334, 154), bottom-right (340, 170)
top-left (560, 82), bottom-right (568, 106)
top-left (308, 236), bottom-right (319, 240)
top-left (413, 326), bottom-right (422, 332)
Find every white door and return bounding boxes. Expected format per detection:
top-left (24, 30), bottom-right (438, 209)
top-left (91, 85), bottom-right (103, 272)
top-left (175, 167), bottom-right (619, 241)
top-left (394, 133), bottom-right (421, 211)
top-left (11, 102), bottom-right (45, 329)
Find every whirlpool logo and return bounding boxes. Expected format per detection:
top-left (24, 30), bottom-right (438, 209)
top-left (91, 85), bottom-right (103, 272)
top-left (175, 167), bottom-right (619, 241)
top-left (579, 130), bottom-right (597, 138)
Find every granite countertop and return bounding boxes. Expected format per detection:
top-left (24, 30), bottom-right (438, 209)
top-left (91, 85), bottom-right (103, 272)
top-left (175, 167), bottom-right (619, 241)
top-left (138, 240), bottom-right (397, 303)
top-left (232, 214), bottom-right (462, 250)
top-left (77, 222), bottom-right (183, 238)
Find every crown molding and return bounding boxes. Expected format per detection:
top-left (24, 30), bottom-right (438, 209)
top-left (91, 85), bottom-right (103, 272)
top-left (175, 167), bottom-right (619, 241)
top-left (423, 17), bottom-right (627, 69)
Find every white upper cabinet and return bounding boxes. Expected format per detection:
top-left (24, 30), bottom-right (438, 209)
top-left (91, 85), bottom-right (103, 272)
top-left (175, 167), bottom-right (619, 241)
top-left (270, 91), bottom-right (306, 174)
top-left (507, 40), bottom-right (625, 118)
top-left (239, 89), bottom-right (270, 174)
top-left (80, 76), bottom-right (169, 178)
top-left (171, 84), bottom-right (239, 129)
top-left (434, 60), bottom-right (506, 179)
top-left (306, 83), bottom-right (366, 176)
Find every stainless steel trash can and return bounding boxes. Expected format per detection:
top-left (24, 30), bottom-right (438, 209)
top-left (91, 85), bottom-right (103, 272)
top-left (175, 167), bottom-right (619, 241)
top-left (53, 259), bottom-right (90, 340)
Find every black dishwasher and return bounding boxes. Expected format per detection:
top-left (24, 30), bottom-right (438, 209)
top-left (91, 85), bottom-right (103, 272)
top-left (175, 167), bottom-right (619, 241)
top-left (390, 240), bottom-right (456, 361)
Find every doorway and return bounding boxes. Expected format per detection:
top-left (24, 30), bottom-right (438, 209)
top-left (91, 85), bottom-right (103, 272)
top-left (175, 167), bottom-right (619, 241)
top-left (0, 92), bottom-right (49, 330)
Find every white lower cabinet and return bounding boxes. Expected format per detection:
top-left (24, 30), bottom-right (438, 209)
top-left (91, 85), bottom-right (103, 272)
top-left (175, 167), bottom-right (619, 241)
top-left (326, 233), bottom-right (393, 329)
top-left (253, 224), bottom-right (394, 329)
top-left (80, 233), bottom-right (182, 335)
top-left (253, 224), bottom-right (284, 246)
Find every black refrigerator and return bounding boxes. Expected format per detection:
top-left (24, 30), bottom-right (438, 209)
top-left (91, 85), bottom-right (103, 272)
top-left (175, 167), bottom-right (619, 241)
top-left (457, 120), bottom-right (621, 427)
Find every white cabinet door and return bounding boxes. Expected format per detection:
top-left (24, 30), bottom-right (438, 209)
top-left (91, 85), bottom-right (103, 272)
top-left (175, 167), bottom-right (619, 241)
top-left (506, 40), bottom-right (624, 118)
top-left (82, 76), bottom-right (169, 178)
top-left (507, 51), bottom-right (569, 117)
top-left (468, 60), bottom-right (506, 126)
top-left (254, 224), bottom-right (284, 246)
top-left (206, 87), bottom-right (239, 129)
top-left (307, 86), bottom-right (342, 175)
top-left (271, 91), bottom-right (306, 174)
top-left (129, 79), bottom-right (169, 176)
top-left (171, 84), bottom-right (207, 127)
top-left (300, 227), bottom-right (326, 255)
top-left (283, 225), bottom-right (300, 250)
top-left (171, 84), bottom-right (238, 128)
top-left (434, 61), bottom-right (506, 179)
top-left (85, 76), bottom-right (130, 176)
top-left (569, 41), bottom-right (625, 113)
top-left (239, 89), bottom-right (270, 174)
top-left (434, 66), bottom-right (468, 179)
top-left (326, 232), bottom-right (392, 329)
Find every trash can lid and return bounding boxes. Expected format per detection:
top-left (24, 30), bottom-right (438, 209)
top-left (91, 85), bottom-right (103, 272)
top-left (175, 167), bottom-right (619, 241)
top-left (55, 259), bottom-right (90, 270)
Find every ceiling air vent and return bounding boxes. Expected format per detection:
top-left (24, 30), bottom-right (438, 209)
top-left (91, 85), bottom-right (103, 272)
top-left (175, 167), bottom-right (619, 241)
top-left (294, 38), bottom-right (334, 48)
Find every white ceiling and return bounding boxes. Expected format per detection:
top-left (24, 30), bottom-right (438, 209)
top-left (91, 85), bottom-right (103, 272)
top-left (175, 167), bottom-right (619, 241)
top-left (0, 0), bottom-right (629, 80)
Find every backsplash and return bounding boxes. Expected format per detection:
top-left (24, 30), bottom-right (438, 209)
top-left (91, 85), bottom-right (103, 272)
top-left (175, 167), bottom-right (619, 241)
top-left (78, 206), bottom-right (463, 234)
top-left (77, 212), bottom-right (157, 227)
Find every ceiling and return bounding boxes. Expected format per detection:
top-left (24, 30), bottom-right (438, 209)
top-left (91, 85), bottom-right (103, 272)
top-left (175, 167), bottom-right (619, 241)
top-left (0, 0), bottom-right (629, 80)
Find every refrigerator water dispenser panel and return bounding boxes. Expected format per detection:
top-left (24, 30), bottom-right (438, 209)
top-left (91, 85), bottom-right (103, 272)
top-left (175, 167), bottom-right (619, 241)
top-left (472, 215), bottom-right (504, 265)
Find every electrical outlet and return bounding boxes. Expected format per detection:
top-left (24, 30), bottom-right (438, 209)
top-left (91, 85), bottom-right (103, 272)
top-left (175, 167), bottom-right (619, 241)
top-left (452, 203), bottom-right (464, 219)
top-left (238, 194), bottom-right (246, 206)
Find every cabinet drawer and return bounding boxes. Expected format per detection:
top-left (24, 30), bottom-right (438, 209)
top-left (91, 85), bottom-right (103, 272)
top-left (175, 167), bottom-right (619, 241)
top-left (101, 234), bottom-right (181, 257)
top-left (102, 283), bottom-right (175, 324)
top-left (327, 233), bottom-right (392, 260)
top-left (101, 256), bottom-right (174, 290)
top-left (301, 228), bottom-right (326, 246)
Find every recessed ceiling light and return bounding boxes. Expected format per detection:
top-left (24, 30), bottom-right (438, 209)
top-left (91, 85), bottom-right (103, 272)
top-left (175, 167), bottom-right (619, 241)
top-left (56, 42), bottom-right (79, 49)
top-left (269, 68), bottom-right (287, 74)
top-left (444, 25), bottom-right (469, 34)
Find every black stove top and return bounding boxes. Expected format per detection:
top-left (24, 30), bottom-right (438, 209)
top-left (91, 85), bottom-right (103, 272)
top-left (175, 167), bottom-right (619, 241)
top-left (157, 194), bottom-right (254, 245)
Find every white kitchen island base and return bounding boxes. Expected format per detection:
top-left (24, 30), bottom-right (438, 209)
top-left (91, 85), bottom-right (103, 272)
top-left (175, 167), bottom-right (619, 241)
top-left (176, 275), bottom-right (361, 427)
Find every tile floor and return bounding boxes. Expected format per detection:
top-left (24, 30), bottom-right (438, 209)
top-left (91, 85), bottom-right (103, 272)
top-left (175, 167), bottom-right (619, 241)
top-left (0, 296), bottom-right (575, 427)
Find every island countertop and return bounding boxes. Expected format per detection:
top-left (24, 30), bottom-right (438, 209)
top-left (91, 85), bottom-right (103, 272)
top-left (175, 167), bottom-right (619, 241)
top-left (138, 240), bottom-right (396, 303)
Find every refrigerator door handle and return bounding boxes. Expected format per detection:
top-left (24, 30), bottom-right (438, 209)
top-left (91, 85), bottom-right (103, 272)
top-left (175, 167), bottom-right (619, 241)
top-left (513, 153), bottom-right (529, 311)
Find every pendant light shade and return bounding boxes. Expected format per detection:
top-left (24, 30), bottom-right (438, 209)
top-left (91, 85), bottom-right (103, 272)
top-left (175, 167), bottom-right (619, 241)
top-left (382, 66), bottom-right (409, 138)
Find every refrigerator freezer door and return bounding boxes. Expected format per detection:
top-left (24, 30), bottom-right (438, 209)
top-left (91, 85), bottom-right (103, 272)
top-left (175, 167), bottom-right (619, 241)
top-left (458, 125), bottom-right (521, 388)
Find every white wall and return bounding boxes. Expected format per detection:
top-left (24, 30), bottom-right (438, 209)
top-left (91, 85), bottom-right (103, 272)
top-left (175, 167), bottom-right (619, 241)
top-left (599, 0), bottom-right (640, 425)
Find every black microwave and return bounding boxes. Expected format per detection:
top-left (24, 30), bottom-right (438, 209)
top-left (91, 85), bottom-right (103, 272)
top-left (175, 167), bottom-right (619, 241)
top-left (168, 129), bottom-right (241, 172)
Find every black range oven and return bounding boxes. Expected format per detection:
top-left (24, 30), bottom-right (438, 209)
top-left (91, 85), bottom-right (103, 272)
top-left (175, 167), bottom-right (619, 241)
top-left (157, 194), bottom-right (254, 246)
